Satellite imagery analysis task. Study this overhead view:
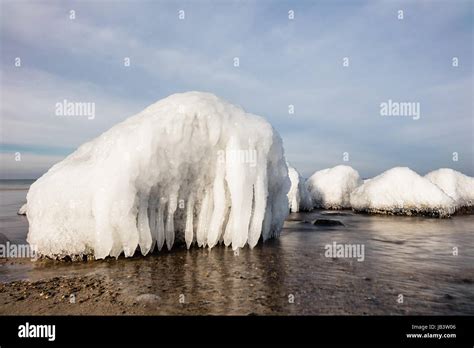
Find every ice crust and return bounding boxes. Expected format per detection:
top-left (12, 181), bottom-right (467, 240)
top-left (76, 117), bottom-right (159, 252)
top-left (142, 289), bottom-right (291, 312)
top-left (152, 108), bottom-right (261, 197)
top-left (306, 165), bottom-right (362, 209)
top-left (350, 167), bottom-right (456, 217)
top-left (26, 92), bottom-right (290, 259)
top-left (287, 165), bottom-right (312, 212)
top-left (425, 168), bottom-right (474, 210)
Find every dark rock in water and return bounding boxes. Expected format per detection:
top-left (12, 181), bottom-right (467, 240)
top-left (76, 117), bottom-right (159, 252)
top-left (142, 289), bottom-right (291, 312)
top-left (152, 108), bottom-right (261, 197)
top-left (371, 238), bottom-right (405, 245)
top-left (296, 220), bottom-right (313, 225)
top-left (444, 294), bottom-right (454, 300)
top-left (313, 219), bottom-right (344, 226)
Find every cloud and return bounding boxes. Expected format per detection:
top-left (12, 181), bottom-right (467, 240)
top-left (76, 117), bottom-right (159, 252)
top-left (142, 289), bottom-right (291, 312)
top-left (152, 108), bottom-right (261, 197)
top-left (1, 67), bottom-right (147, 147)
top-left (0, 0), bottom-right (472, 179)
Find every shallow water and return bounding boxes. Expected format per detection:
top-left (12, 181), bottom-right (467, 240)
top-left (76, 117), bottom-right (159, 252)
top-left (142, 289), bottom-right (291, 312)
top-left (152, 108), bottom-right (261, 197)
top-left (0, 180), bottom-right (34, 244)
top-left (0, 183), bottom-right (473, 315)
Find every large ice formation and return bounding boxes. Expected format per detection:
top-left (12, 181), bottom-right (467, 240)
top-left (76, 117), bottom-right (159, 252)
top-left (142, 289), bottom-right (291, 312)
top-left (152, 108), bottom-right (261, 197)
top-left (306, 165), bottom-right (362, 209)
top-left (350, 167), bottom-right (456, 217)
top-left (287, 165), bottom-right (312, 212)
top-left (425, 168), bottom-right (474, 211)
top-left (26, 92), bottom-right (290, 259)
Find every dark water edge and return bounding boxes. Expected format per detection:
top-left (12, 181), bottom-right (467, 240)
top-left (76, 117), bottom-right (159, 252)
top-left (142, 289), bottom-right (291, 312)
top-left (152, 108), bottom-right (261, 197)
top-left (0, 186), bottom-right (473, 315)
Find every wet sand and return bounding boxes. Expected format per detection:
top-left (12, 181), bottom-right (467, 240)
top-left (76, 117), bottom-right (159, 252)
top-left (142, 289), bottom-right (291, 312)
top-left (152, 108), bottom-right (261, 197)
top-left (1, 209), bottom-right (473, 315)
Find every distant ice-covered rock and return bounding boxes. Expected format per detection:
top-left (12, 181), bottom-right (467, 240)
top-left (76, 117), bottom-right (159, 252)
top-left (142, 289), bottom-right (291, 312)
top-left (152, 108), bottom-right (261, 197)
top-left (17, 203), bottom-right (27, 215)
top-left (350, 167), bottom-right (456, 217)
top-left (425, 168), bottom-right (474, 211)
top-left (26, 92), bottom-right (290, 259)
top-left (306, 165), bottom-right (362, 209)
top-left (287, 165), bottom-right (312, 212)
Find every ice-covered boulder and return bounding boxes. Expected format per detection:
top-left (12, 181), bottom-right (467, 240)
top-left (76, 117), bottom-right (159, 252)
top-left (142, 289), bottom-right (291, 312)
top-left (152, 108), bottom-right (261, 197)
top-left (287, 165), bottom-right (312, 212)
top-left (17, 203), bottom-right (27, 216)
top-left (425, 168), bottom-right (474, 211)
top-left (26, 92), bottom-right (290, 259)
top-left (350, 167), bottom-right (456, 217)
top-left (305, 165), bottom-right (362, 209)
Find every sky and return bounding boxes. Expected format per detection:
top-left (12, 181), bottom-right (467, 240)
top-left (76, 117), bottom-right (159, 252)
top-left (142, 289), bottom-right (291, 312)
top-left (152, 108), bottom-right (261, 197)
top-left (0, 0), bottom-right (473, 179)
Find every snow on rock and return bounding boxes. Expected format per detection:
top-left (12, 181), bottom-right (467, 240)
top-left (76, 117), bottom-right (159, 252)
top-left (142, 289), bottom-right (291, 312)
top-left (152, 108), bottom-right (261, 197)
top-left (26, 92), bottom-right (290, 259)
top-left (287, 165), bottom-right (312, 212)
top-left (17, 203), bottom-right (27, 216)
top-left (306, 165), bottom-right (362, 209)
top-left (350, 167), bottom-right (456, 217)
top-left (425, 168), bottom-right (474, 211)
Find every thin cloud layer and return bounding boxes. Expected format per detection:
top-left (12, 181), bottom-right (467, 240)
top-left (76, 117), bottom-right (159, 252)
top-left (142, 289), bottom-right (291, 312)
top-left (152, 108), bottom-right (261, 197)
top-left (1, 0), bottom-right (472, 179)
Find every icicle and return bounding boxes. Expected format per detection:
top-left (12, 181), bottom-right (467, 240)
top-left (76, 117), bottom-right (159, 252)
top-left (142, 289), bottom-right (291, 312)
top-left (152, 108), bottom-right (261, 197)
top-left (196, 190), bottom-right (211, 247)
top-left (224, 136), bottom-right (253, 249)
top-left (235, 181), bottom-right (254, 249)
top-left (261, 206), bottom-right (273, 241)
top-left (137, 195), bottom-right (152, 255)
top-left (207, 161), bottom-right (227, 248)
top-left (148, 196), bottom-right (157, 251)
top-left (223, 213), bottom-right (233, 247)
top-left (165, 193), bottom-right (178, 250)
top-left (248, 161), bottom-right (267, 248)
top-left (156, 197), bottom-right (166, 251)
top-left (92, 192), bottom-right (114, 259)
top-left (185, 195), bottom-right (194, 249)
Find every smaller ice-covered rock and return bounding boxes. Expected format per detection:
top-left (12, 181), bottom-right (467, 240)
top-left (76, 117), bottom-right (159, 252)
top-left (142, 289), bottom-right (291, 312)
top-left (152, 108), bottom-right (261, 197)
top-left (425, 168), bottom-right (474, 211)
top-left (17, 203), bottom-right (27, 216)
top-left (306, 165), bottom-right (362, 209)
top-left (287, 165), bottom-right (313, 212)
top-left (350, 167), bottom-right (456, 217)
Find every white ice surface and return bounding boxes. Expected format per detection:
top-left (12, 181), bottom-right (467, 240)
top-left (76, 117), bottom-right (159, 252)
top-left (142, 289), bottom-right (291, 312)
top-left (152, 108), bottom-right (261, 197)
top-left (350, 167), bottom-right (456, 217)
top-left (26, 92), bottom-right (290, 259)
top-left (305, 165), bottom-right (362, 209)
top-left (425, 168), bottom-right (474, 209)
top-left (287, 165), bottom-right (312, 212)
